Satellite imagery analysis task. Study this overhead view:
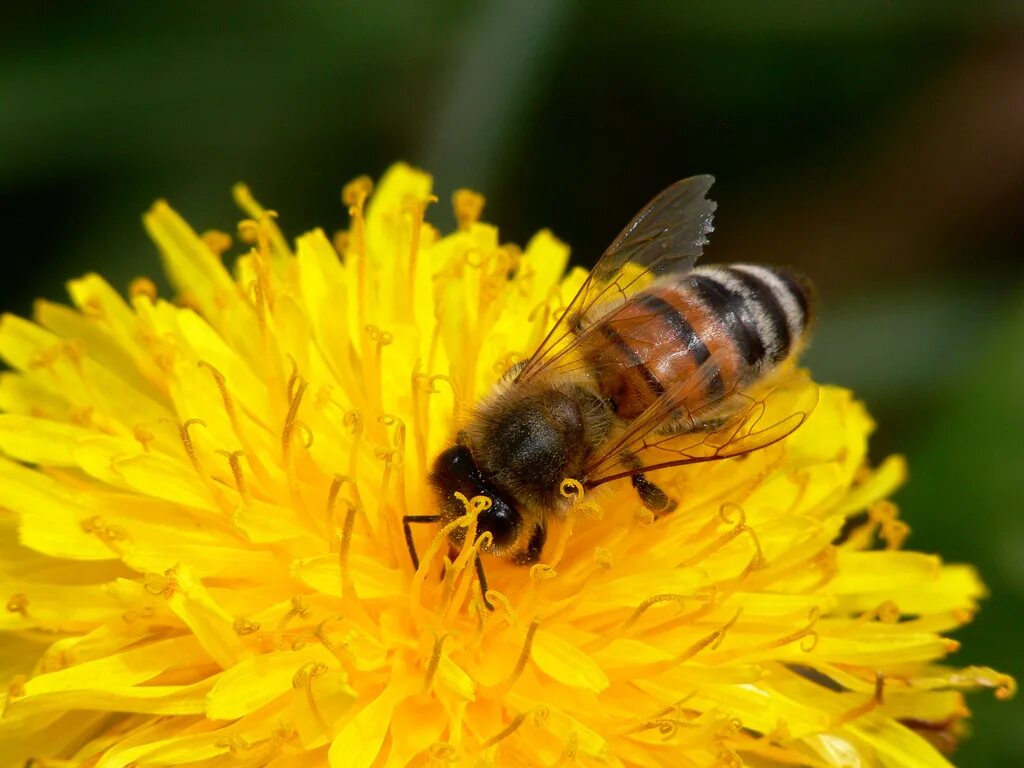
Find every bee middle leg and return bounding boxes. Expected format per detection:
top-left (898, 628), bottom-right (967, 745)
top-left (631, 472), bottom-right (678, 516)
top-left (511, 523), bottom-right (547, 565)
top-left (621, 451), bottom-right (677, 516)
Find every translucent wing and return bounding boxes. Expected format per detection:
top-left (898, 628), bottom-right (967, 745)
top-left (582, 361), bottom-right (819, 488)
top-left (514, 176), bottom-right (717, 384)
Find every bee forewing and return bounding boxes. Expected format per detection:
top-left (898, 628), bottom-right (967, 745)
top-left (514, 176), bottom-right (717, 385)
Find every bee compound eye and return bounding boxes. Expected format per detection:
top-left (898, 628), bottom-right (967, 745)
top-left (477, 495), bottom-right (520, 549)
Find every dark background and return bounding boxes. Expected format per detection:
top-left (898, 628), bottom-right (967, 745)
top-left (2, 1), bottom-right (1022, 762)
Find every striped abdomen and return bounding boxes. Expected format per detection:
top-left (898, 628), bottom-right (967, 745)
top-left (581, 264), bottom-right (812, 422)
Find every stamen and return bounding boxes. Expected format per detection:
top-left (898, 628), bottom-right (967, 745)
top-left (176, 418), bottom-right (204, 475)
top-left (492, 619), bottom-right (540, 694)
top-left (547, 731), bottom-right (578, 768)
top-left (337, 501), bottom-right (357, 600)
top-left (622, 594), bottom-right (690, 632)
top-left (133, 425), bottom-right (154, 452)
top-left (805, 546), bottom-right (839, 591)
top-left (869, 500), bottom-right (910, 550)
top-left (143, 572), bottom-right (171, 598)
top-left (216, 450), bottom-right (250, 502)
top-left (479, 711), bottom-right (530, 751)
top-left (6, 593), bottom-right (28, 616)
top-left (401, 194), bottom-right (436, 323)
top-left (343, 176), bottom-right (373, 328)
top-left (453, 189), bottom-right (485, 231)
top-left (678, 505), bottom-right (765, 572)
top-left (7, 674), bottom-right (27, 700)
top-left (232, 617), bottom-right (260, 636)
top-left (79, 515), bottom-right (128, 554)
top-left (282, 378), bottom-right (310, 511)
top-left (719, 608), bottom-right (820, 664)
top-left (427, 743), bottom-right (458, 765)
top-left (249, 277), bottom-right (269, 345)
top-left (238, 214), bottom-right (278, 312)
top-left (832, 672), bottom-right (885, 727)
top-left (486, 590), bottom-right (517, 622)
top-left (325, 475), bottom-right (342, 547)
top-left (129, 276), bottom-right (158, 302)
top-left (376, 414), bottom-right (407, 510)
top-left (216, 735), bottom-right (253, 758)
top-left (343, 410), bottom-right (365, 487)
top-left (200, 229), bottom-right (233, 257)
top-left (273, 596), bottom-right (312, 650)
top-left (411, 371), bottom-right (457, 474)
top-left (196, 361), bottom-right (246, 441)
top-left (945, 666), bottom-right (1018, 700)
top-left (172, 418), bottom-right (231, 512)
top-left (233, 183), bottom-right (292, 260)
top-left (437, 554), bottom-right (459, 615)
top-left (422, 632), bottom-right (453, 694)
top-left (529, 563), bottom-right (556, 582)
top-left (292, 662), bottom-right (331, 736)
top-left (363, 326), bottom-right (393, 423)
top-left (857, 600), bottom-right (900, 624)
top-left (121, 607), bottom-right (154, 625)
top-left (408, 495), bottom-right (487, 610)
top-left (442, 508), bottom-right (495, 617)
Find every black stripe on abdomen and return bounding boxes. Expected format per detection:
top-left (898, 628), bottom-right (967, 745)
top-left (639, 293), bottom-right (724, 400)
top-left (724, 266), bottom-right (792, 362)
top-left (690, 274), bottom-right (765, 366)
top-left (598, 324), bottom-right (666, 397)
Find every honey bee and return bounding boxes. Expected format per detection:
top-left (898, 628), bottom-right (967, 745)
top-left (404, 176), bottom-right (817, 607)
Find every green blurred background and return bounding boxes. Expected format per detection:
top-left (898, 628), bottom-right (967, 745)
top-left (1, 1), bottom-right (1022, 762)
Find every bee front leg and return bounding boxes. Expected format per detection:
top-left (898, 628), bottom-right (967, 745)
top-left (402, 514), bottom-right (441, 571)
top-left (474, 554), bottom-right (495, 611)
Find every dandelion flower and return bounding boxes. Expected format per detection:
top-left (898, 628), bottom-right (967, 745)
top-left (0, 163), bottom-right (1013, 767)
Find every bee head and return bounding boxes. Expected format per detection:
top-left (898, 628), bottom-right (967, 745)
top-left (428, 445), bottom-right (521, 552)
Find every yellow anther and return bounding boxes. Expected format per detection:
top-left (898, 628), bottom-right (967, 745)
top-left (143, 572), bottom-right (170, 597)
top-left (342, 176), bottom-right (374, 211)
top-left (129, 276), bottom-right (158, 301)
top-left (237, 219), bottom-right (260, 243)
top-left (427, 742), bottom-right (458, 765)
top-left (200, 229), bottom-right (233, 256)
top-left (8, 674), bottom-right (27, 699)
top-left (6, 593), bottom-right (28, 615)
top-left (233, 617), bottom-right (260, 636)
top-left (133, 425), bottom-right (155, 451)
top-left (453, 189), bottom-right (485, 230)
top-left (82, 292), bottom-right (106, 318)
top-left (177, 418), bottom-right (207, 471)
top-left (364, 324), bottom-right (394, 346)
top-left (529, 563), bottom-right (556, 582)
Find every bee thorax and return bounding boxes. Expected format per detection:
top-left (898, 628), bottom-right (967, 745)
top-left (473, 389), bottom-right (588, 508)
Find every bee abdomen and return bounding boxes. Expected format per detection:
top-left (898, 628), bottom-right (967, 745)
top-left (690, 264), bottom-right (811, 368)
